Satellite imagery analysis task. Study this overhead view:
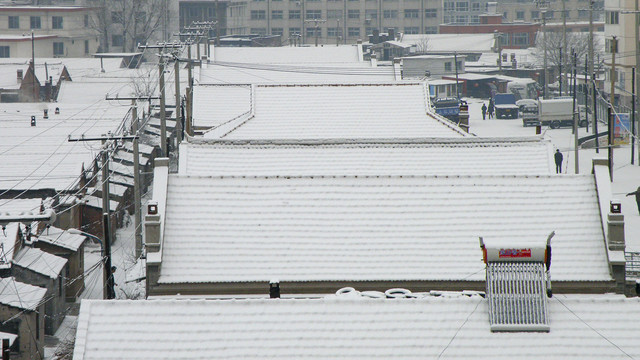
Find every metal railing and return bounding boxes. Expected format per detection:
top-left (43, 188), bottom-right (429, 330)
top-left (625, 252), bottom-right (640, 279)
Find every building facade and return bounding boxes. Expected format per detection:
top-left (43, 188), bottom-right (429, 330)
top-left (0, 6), bottom-right (99, 57)
top-left (603, 0), bottom-right (635, 108)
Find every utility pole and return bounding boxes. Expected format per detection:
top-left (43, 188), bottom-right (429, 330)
top-left (31, 30), bottom-right (36, 102)
top-left (186, 44), bottom-right (193, 137)
top-left (131, 102), bottom-right (142, 258)
top-left (593, 73), bottom-right (599, 153)
top-left (543, 13), bottom-right (548, 98)
top-left (585, 56), bottom-right (589, 132)
top-left (454, 52), bottom-right (460, 100)
top-left (174, 56), bottom-right (182, 147)
top-left (633, 67), bottom-right (636, 165)
top-left (610, 36), bottom-right (617, 109)
top-left (588, 0), bottom-right (594, 100)
top-left (562, 0), bottom-right (568, 95)
top-left (559, 47), bottom-right (563, 95)
top-left (336, 18), bottom-right (340, 46)
top-left (573, 52), bottom-right (579, 174)
top-left (608, 106), bottom-right (614, 180)
top-left (158, 56), bottom-right (167, 157)
top-left (68, 134), bottom-right (137, 298)
top-left (305, 19), bottom-right (326, 47)
top-left (636, 4), bottom-right (640, 165)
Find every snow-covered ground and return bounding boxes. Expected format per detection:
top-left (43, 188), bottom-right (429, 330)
top-left (465, 98), bottom-right (640, 251)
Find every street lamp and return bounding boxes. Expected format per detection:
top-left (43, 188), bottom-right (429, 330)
top-left (67, 228), bottom-right (115, 300)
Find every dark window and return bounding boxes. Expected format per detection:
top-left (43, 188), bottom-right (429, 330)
top-left (84, 14), bottom-right (89, 27)
top-left (348, 10), bottom-right (360, 19)
top-left (8, 16), bottom-right (19, 29)
top-left (272, 10), bottom-right (284, 19)
top-left (84, 40), bottom-right (89, 54)
top-left (306, 10), bottom-right (322, 19)
top-left (30, 16), bottom-right (41, 29)
top-left (111, 34), bottom-right (123, 47)
top-left (289, 10), bottom-right (301, 19)
top-left (52, 16), bottom-right (63, 29)
top-left (445, 62), bottom-right (452, 71)
top-left (135, 12), bottom-right (146, 23)
top-left (53, 42), bottom-right (64, 56)
top-left (425, 9), bottom-right (437, 18)
top-left (251, 10), bottom-right (266, 19)
top-left (111, 11), bottom-right (123, 23)
top-left (348, 27), bottom-right (360, 36)
top-left (0, 46), bottom-right (9, 58)
top-left (404, 9), bottom-right (419, 18)
top-left (272, 27), bottom-right (284, 35)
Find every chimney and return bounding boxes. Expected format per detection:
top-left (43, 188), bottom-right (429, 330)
top-left (145, 201), bottom-right (161, 253)
top-left (17, 69), bottom-right (23, 83)
top-left (31, 115), bottom-right (36, 127)
top-left (43, 109), bottom-right (48, 119)
top-left (370, 52), bottom-right (378, 67)
top-left (269, 279), bottom-right (280, 298)
top-left (607, 199), bottom-right (625, 251)
top-left (458, 101), bottom-right (469, 133)
top-left (372, 29), bottom-right (380, 44)
top-left (55, 107), bottom-right (60, 115)
top-left (388, 28), bottom-right (395, 41)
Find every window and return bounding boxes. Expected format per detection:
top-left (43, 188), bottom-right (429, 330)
top-left (383, 10), bottom-right (397, 18)
top-left (425, 26), bottom-right (437, 34)
top-left (513, 32), bottom-right (529, 46)
top-left (272, 27), bottom-right (283, 35)
top-left (530, 10), bottom-right (539, 19)
top-left (251, 28), bottom-right (267, 35)
top-left (455, 15), bottom-right (467, 23)
top-left (8, 16), bottom-right (19, 29)
top-left (348, 27), bottom-right (360, 36)
top-left (425, 9), bottom-right (437, 18)
top-left (404, 26), bottom-right (419, 34)
top-left (444, 2), bottom-right (454, 11)
top-left (498, 32), bottom-right (509, 46)
top-left (30, 16), bottom-right (41, 29)
top-left (52, 16), bottom-right (63, 29)
top-left (578, 9), bottom-right (588, 18)
top-left (327, 27), bottom-right (340, 37)
top-left (0, 46), bottom-right (9, 58)
top-left (111, 11), bottom-right (122, 23)
top-left (306, 10), bottom-right (322, 19)
top-left (289, 27), bottom-right (301, 35)
top-left (327, 10), bottom-right (342, 19)
top-left (111, 34), bottom-right (123, 46)
top-left (445, 62), bottom-right (452, 71)
top-left (606, 11), bottom-right (619, 24)
top-left (365, 9), bottom-right (377, 20)
top-left (404, 9), bottom-right (419, 18)
top-left (516, 11), bottom-right (524, 20)
top-left (306, 27), bottom-right (321, 38)
top-left (605, 38), bottom-right (618, 53)
top-left (471, 2), bottom-right (480, 11)
top-left (456, 1), bottom-right (468, 11)
top-left (135, 11), bottom-right (146, 23)
top-left (84, 14), bottom-right (89, 27)
top-left (366, 26), bottom-right (376, 35)
top-left (443, 15), bottom-right (451, 23)
top-left (289, 10), bottom-right (301, 19)
top-left (53, 42), bottom-right (64, 56)
top-left (348, 9), bottom-right (360, 19)
top-left (470, 15), bottom-right (479, 23)
top-left (272, 10), bottom-right (283, 19)
top-left (251, 10), bottom-right (266, 19)
top-left (544, 11), bottom-right (554, 19)
top-left (84, 40), bottom-right (89, 54)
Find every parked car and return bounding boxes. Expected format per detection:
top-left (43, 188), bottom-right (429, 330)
top-left (432, 97), bottom-right (460, 122)
top-left (494, 93), bottom-right (519, 119)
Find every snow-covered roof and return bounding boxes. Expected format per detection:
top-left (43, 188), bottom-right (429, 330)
top-left (0, 223), bottom-right (20, 270)
top-left (192, 84), bottom-right (251, 129)
top-left (198, 83), bottom-right (467, 138)
top-left (159, 174), bottom-right (608, 284)
top-left (36, 226), bottom-right (86, 251)
top-left (0, 198), bottom-right (42, 215)
top-left (0, 332), bottom-right (17, 346)
top-left (399, 34), bottom-right (495, 53)
top-left (179, 138), bottom-right (554, 176)
top-left (0, 277), bottom-right (46, 311)
top-left (200, 62), bottom-right (397, 85)
top-left (211, 45), bottom-right (363, 64)
top-left (0, 101), bottom-right (131, 191)
top-left (74, 294), bottom-right (640, 359)
top-left (13, 247), bottom-right (67, 279)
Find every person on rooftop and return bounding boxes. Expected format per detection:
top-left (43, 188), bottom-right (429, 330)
top-left (554, 149), bottom-right (563, 174)
top-left (626, 186), bottom-right (640, 215)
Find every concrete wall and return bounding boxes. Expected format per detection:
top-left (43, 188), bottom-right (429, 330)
top-left (0, 304), bottom-right (44, 360)
top-left (34, 241), bottom-right (85, 301)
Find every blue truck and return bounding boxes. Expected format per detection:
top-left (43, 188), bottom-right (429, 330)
top-left (493, 93), bottom-right (519, 119)
top-left (432, 97), bottom-right (460, 122)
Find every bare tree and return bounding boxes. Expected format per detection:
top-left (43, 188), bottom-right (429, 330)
top-left (90, 0), bottom-right (172, 53)
top-left (130, 66), bottom-right (157, 99)
top-left (414, 36), bottom-right (431, 55)
top-left (534, 31), bottom-right (603, 73)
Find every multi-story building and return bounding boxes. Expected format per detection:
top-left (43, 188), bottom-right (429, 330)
top-left (0, 6), bottom-right (99, 57)
top-left (497, 0), bottom-right (604, 24)
top-left (225, 0), bottom-right (443, 45)
top-left (179, 0), bottom-right (228, 38)
top-left (603, 0), bottom-right (635, 108)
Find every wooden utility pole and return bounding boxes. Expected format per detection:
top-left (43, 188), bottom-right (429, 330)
top-left (174, 57), bottom-right (182, 147)
top-left (585, 56), bottom-right (589, 132)
top-left (159, 57), bottom-right (167, 157)
top-left (593, 73), bottom-right (599, 153)
top-left (562, 0), bottom-right (568, 95)
top-left (573, 52), bottom-right (579, 174)
top-left (608, 106), bottom-right (614, 180)
top-left (186, 44), bottom-right (193, 137)
top-left (610, 36), bottom-right (617, 108)
top-left (131, 102), bottom-right (142, 258)
top-left (633, 67), bottom-right (636, 165)
top-left (543, 13), bottom-right (548, 99)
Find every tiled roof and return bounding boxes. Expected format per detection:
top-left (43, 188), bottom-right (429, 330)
top-left (160, 174), bottom-right (608, 284)
top-left (202, 83), bottom-right (467, 139)
top-left (73, 295), bottom-right (640, 360)
top-left (212, 45), bottom-right (362, 64)
top-left (399, 34), bottom-right (496, 53)
top-left (192, 85), bottom-right (251, 129)
top-left (37, 226), bottom-right (86, 251)
top-left (13, 247), bottom-right (67, 279)
top-left (179, 138), bottom-right (553, 176)
top-left (199, 63), bottom-right (396, 85)
top-left (0, 277), bottom-right (46, 311)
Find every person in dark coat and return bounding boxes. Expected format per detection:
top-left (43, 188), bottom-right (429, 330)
top-left (488, 99), bottom-right (494, 119)
top-left (481, 103), bottom-right (487, 120)
top-left (554, 149), bottom-right (563, 174)
top-left (626, 186), bottom-right (640, 215)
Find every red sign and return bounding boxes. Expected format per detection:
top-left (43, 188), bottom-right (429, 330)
top-left (499, 248), bottom-right (532, 258)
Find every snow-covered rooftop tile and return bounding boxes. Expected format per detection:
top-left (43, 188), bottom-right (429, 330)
top-left (159, 174), bottom-right (608, 284)
top-left (36, 226), bottom-right (86, 251)
top-left (212, 45), bottom-right (362, 64)
top-left (200, 83), bottom-right (467, 139)
top-left (73, 295), bottom-right (640, 360)
top-left (13, 247), bottom-right (67, 279)
top-left (0, 277), bottom-right (46, 311)
top-left (399, 34), bottom-right (496, 53)
top-left (179, 138), bottom-right (553, 176)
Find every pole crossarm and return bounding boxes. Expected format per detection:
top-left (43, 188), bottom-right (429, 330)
top-left (68, 135), bottom-right (139, 142)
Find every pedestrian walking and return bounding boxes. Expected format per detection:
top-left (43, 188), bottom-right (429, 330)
top-left (488, 99), bottom-right (494, 119)
top-left (481, 103), bottom-right (487, 120)
top-left (626, 186), bottom-right (640, 215)
top-left (554, 149), bottom-right (563, 174)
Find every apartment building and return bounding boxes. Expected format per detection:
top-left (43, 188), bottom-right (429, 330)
top-left (498, 0), bottom-right (604, 24)
top-left (603, 0), bottom-right (635, 108)
top-left (225, 0), bottom-right (443, 45)
top-left (0, 6), bottom-right (99, 57)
